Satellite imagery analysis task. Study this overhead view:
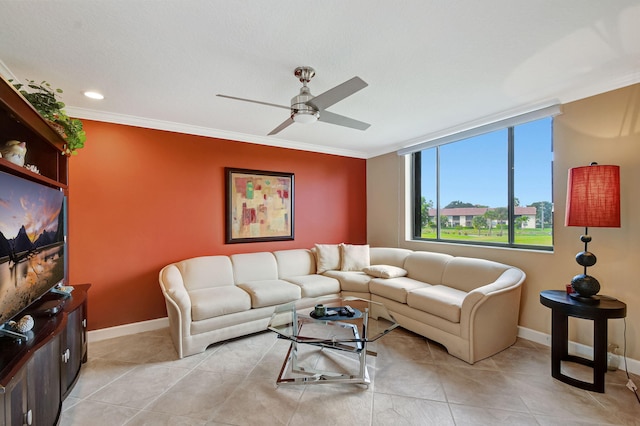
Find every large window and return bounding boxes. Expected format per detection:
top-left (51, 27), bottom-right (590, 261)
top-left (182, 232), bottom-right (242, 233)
top-left (412, 116), bottom-right (553, 249)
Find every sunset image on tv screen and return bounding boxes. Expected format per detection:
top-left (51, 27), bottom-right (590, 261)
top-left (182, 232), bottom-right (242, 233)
top-left (0, 171), bottom-right (65, 325)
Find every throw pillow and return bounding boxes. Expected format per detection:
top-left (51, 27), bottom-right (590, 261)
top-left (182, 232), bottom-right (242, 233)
top-left (340, 244), bottom-right (370, 271)
top-left (315, 244), bottom-right (341, 273)
top-left (363, 265), bottom-right (408, 279)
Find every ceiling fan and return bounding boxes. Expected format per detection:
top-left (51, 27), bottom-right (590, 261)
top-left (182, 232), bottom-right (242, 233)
top-left (217, 66), bottom-right (370, 135)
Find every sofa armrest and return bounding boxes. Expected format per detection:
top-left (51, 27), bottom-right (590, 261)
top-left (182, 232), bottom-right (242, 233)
top-left (159, 264), bottom-right (192, 358)
top-left (160, 265), bottom-right (192, 311)
top-left (459, 268), bottom-right (525, 340)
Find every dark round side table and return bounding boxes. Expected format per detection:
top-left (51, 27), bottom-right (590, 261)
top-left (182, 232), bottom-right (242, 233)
top-left (540, 290), bottom-right (626, 393)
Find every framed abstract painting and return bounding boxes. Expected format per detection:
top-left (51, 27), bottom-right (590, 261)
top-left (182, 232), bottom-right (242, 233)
top-left (225, 168), bottom-right (294, 243)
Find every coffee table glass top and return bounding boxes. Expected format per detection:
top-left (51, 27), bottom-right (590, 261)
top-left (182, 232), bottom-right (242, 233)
top-left (268, 296), bottom-right (398, 348)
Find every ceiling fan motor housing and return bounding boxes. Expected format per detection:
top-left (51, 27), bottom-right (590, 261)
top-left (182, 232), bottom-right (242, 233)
top-left (291, 86), bottom-right (319, 123)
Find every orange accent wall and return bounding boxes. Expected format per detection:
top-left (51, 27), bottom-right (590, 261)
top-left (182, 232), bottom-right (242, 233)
top-left (68, 120), bottom-right (366, 330)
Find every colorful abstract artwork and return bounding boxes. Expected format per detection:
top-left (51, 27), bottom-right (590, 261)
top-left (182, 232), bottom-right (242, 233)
top-left (226, 168), bottom-right (294, 243)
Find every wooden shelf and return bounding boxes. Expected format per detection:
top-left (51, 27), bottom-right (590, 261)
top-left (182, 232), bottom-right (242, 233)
top-left (0, 157), bottom-right (67, 190)
top-left (0, 76), bottom-right (68, 187)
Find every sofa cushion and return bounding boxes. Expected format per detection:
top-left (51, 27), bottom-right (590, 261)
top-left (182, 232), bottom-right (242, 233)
top-left (363, 264), bottom-right (408, 279)
top-left (369, 276), bottom-right (428, 303)
top-left (322, 270), bottom-right (372, 293)
top-left (441, 257), bottom-right (510, 293)
top-left (407, 285), bottom-right (467, 323)
top-left (274, 249), bottom-right (316, 277)
top-left (175, 256), bottom-right (235, 291)
top-left (283, 275), bottom-right (341, 298)
top-left (189, 286), bottom-right (251, 321)
top-left (314, 244), bottom-right (341, 273)
top-left (236, 280), bottom-right (301, 308)
top-left (340, 244), bottom-right (370, 271)
top-left (369, 247), bottom-right (413, 267)
top-left (403, 251), bottom-right (453, 284)
top-left (231, 252), bottom-right (280, 283)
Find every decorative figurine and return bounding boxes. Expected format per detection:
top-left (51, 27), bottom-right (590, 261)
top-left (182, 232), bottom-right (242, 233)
top-left (0, 140), bottom-right (27, 166)
top-left (24, 164), bottom-right (40, 174)
top-left (8, 315), bottom-right (35, 333)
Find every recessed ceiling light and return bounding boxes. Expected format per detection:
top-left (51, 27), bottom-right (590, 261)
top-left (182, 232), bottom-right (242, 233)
top-left (84, 91), bottom-right (104, 100)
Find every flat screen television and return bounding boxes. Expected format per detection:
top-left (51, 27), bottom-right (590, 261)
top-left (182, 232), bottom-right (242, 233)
top-left (0, 170), bottom-right (66, 326)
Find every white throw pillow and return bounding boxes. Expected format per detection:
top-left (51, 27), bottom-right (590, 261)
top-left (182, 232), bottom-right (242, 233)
top-left (363, 265), bottom-right (408, 279)
top-left (315, 244), bottom-right (341, 273)
top-left (340, 244), bottom-right (370, 271)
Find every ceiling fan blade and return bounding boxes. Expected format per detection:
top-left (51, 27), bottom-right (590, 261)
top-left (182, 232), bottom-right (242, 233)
top-left (306, 76), bottom-right (368, 111)
top-left (268, 116), bottom-right (295, 135)
top-left (216, 94), bottom-right (290, 110)
top-left (318, 110), bottom-right (370, 131)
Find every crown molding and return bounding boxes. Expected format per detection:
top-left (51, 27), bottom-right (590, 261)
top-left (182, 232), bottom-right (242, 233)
top-left (556, 70), bottom-right (640, 105)
top-left (65, 107), bottom-right (369, 159)
top-left (0, 60), bottom-right (17, 82)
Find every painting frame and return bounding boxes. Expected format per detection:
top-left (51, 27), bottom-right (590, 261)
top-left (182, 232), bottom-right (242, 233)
top-left (225, 168), bottom-right (295, 243)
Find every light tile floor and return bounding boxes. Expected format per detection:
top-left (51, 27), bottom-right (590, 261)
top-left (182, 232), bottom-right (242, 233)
top-left (60, 326), bottom-right (640, 425)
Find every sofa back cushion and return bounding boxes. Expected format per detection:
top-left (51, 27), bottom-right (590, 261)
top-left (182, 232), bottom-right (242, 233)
top-left (441, 257), bottom-right (510, 293)
top-left (231, 252), bottom-right (278, 283)
top-left (274, 249), bottom-right (316, 278)
top-left (314, 244), bottom-right (341, 273)
top-left (173, 256), bottom-right (235, 291)
top-left (370, 247), bottom-right (413, 267)
top-left (340, 244), bottom-right (370, 271)
top-left (403, 251), bottom-right (452, 284)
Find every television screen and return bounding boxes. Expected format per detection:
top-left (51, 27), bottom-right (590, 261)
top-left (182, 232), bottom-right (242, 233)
top-left (0, 170), bottom-right (66, 326)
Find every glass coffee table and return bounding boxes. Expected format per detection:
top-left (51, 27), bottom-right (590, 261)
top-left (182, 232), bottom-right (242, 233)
top-left (268, 296), bottom-right (398, 386)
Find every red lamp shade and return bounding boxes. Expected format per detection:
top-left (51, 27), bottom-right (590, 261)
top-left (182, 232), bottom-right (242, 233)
top-left (565, 164), bottom-right (620, 228)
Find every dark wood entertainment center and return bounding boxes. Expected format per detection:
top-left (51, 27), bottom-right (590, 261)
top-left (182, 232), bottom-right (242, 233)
top-left (0, 76), bottom-right (89, 425)
top-left (0, 286), bottom-right (89, 426)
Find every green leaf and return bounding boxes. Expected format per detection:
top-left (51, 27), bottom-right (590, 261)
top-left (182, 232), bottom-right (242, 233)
top-left (12, 78), bottom-right (87, 155)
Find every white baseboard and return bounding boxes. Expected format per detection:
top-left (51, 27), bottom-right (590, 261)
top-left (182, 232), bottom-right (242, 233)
top-left (88, 317), bottom-right (168, 343)
top-left (87, 318), bottom-right (639, 376)
top-left (517, 325), bottom-right (551, 346)
top-left (517, 326), bottom-right (640, 376)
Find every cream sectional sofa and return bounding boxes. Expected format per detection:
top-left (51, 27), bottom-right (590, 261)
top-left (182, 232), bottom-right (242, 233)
top-left (159, 245), bottom-right (525, 363)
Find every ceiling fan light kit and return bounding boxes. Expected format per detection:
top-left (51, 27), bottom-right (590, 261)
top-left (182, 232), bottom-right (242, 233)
top-left (291, 71), bottom-right (319, 123)
top-left (292, 109), bottom-right (319, 123)
top-left (217, 66), bottom-right (370, 135)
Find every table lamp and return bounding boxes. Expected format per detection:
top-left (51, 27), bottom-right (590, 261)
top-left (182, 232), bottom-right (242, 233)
top-left (565, 162), bottom-right (620, 303)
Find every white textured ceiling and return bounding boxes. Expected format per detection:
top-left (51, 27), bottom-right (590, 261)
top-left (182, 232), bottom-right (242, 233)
top-left (1, 1), bottom-right (639, 158)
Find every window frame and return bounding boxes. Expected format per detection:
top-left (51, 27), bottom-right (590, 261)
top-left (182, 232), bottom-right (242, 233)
top-left (411, 119), bottom-right (554, 251)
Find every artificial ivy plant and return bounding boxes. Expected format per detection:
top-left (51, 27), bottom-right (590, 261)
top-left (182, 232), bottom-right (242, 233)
top-left (11, 79), bottom-right (86, 155)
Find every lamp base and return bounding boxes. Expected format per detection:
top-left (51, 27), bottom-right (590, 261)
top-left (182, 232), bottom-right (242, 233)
top-left (571, 273), bottom-right (600, 298)
top-left (569, 293), bottom-right (601, 305)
